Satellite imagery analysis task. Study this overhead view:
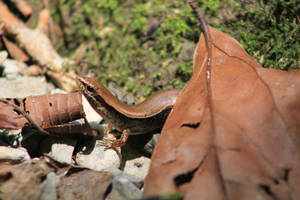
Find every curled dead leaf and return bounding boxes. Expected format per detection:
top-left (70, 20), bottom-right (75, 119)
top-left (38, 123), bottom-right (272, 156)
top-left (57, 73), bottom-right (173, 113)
top-left (0, 93), bottom-right (84, 130)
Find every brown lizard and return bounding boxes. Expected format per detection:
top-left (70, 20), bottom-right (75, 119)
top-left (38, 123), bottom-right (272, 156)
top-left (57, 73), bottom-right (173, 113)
top-left (76, 75), bottom-right (181, 148)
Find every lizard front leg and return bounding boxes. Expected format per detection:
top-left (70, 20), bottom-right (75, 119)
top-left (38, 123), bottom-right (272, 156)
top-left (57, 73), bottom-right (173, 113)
top-left (106, 129), bottom-right (131, 149)
top-left (99, 127), bottom-right (131, 149)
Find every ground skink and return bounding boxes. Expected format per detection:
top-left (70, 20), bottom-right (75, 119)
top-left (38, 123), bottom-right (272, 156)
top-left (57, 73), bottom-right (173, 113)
top-left (76, 75), bottom-right (181, 148)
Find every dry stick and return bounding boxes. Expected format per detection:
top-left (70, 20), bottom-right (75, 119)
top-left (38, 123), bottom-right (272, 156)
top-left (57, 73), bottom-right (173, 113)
top-left (188, 1), bottom-right (212, 59)
top-left (0, 99), bottom-right (50, 135)
top-left (188, 0), bottom-right (228, 197)
top-left (9, 0), bottom-right (32, 17)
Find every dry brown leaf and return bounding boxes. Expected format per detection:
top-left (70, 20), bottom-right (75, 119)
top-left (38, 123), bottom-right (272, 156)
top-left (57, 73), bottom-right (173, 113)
top-left (0, 157), bottom-right (112, 200)
top-left (0, 93), bottom-right (84, 130)
top-left (143, 27), bottom-right (300, 200)
top-left (0, 114), bottom-right (17, 129)
top-left (0, 158), bottom-right (61, 200)
top-left (57, 168), bottom-right (113, 200)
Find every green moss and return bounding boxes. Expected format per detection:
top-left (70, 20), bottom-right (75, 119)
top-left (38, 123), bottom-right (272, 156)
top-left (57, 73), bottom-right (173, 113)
top-left (51, 0), bottom-right (299, 98)
top-left (221, 0), bottom-right (300, 70)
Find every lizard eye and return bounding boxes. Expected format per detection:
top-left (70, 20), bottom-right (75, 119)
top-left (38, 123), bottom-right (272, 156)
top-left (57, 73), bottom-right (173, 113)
top-left (86, 85), bottom-right (94, 92)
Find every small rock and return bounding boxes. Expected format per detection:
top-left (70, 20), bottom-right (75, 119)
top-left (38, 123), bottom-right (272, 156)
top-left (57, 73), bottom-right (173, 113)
top-left (143, 133), bottom-right (160, 154)
top-left (104, 167), bottom-right (144, 188)
top-left (49, 88), bottom-right (67, 94)
top-left (0, 76), bottom-right (54, 98)
top-left (121, 141), bottom-right (151, 180)
top-left (0, 146), bottom-right (30, 163)
top-left (1, 58), bottom-right (27, 77)
top-left (0, 51), bottom-right (8, 65)
top-left (123, 156), bottom-right (151, 180)
top-left (40, 172), bottom-right (66, 200)
top-left (108, 81), bottom-right (136, 105)
top-left (76, 140), bottom-right (121, 171)
top-left (106, 176), bottom-right (142, 200)
top-left (40, 137), bottom-right (76, 164)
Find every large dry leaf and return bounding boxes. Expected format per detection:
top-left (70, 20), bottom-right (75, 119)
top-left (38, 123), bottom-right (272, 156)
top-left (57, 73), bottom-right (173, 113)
top-left (143, 27), bottom-right (300, 199)
top-left (0, 158), bottom-right (112, 200)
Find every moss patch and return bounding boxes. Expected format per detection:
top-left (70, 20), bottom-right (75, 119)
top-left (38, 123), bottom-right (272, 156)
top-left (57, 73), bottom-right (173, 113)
top-left (50, 0), bottom-right (299, 99)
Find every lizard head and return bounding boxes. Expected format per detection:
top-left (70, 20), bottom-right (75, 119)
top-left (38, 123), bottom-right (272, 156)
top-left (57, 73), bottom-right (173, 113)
top-left (75, 75), bottom-right (119, 116)
top-left (76, 75), bottom-right (97, 97)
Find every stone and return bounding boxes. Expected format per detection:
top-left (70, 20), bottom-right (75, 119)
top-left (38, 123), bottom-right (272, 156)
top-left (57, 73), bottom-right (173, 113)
top-left (40, 137), bottom-right (76, 164)
top-left (123, 156), bottom-right (151, 180)
top-left (108, 81), bottom-right (136, 105)
top-left (1, 58), bottom-right (27, 78)
top-left (143, 133), bottom-right (160, 154)
top-left (0, 146), bottom-right (30, 163)
top-left (0, 76), bottom-right (54, 98)
top-left (104, 167), bottom-right (144, 188)
top-left (120, 141), bottom-right (151, 180)
top-left (76, 140), bottom-right (121, 171)
top-left (0, 51), bottom-right (8, 65)
top-left (106, 176), bottom-right (142, 200)
top-left (40, 172), bottom-right (65, 200)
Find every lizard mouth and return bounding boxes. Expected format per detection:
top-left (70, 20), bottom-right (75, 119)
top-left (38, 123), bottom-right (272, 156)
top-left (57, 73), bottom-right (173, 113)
top-left (76, 76), bottom-right (93, 95)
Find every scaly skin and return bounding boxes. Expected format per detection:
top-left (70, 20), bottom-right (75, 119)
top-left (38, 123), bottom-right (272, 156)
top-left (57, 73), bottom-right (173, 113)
top-left (76, 75), bottom-right (181, 147)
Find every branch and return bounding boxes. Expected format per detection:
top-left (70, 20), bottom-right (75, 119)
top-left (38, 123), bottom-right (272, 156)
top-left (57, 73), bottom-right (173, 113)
top-left (0, 2), bottom-right (77, 92)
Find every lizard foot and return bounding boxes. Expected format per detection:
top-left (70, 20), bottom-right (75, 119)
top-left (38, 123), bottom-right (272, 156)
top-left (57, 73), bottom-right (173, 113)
top-left (104, 129), bottom-right (130, 150)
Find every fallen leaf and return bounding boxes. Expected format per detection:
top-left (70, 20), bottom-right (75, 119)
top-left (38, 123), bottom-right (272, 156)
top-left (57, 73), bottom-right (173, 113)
top-left (0, 157), bottom-right (112, 200)
top-left (0, 114), bottom-right (18, 129)
top-left (0, 158), bottom-right (60, 200)
top-left (143, 27), bottom-right (300, 200)
top-left (57, 168), bottom-right (113, 200)
top-left (0, 93), bottom-right (84, 130)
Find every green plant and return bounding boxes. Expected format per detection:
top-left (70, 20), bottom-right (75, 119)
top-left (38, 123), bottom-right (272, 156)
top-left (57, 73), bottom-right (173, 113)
top-left (222, 0), bottom-right (300, 70)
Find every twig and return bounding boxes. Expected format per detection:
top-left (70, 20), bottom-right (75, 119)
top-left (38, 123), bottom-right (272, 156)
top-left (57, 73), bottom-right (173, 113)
top-left (0, 99), bottom-right (50, 135)
top-left (9, 0), bottom-right (32, 18)
top-left (188, 0), bottom-right (212, 58)
top-left (0, 1), bottom-right (77, 92)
